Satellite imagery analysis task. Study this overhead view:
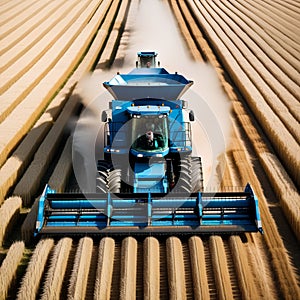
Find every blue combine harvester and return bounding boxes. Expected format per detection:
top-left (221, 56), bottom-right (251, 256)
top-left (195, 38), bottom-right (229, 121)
top-left (35, 52), bottom-right (262, 236)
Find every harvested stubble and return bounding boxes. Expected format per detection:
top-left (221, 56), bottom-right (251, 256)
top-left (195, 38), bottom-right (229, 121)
top-left (120, 237), bottom-right (137, 300)
top-left (17, 238), bottom-right (54, 300)
top-left (188, 236), bottom-right (209, 300)
top-left (0, 196), bottom-right (22, 246)
top-left (41, 237), bottom-right (73, 300)
top-left (68, 237), bottom-right (93, 300)
top-left (166, 236), bottom-right (186, 300)
top-left (0, 241), bottom-right (25, 299)
top-left (94, 237), bottom-right (115, 300)
top-left (48, 136), bottom-right (73, 193)
top-left (209, 236), bottom-right (233, 300)
top-left (229, 236), bottom-right (258, 300)
top-left (143, 237), bottom-right (160, 300)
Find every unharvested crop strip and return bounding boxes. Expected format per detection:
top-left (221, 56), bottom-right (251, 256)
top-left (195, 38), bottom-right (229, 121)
top-left (200, 0), bottom-right (300, 143)
top-left (245, 235), bottom-right (277, 298)
top-left (184, 1), bottom-right (300, 239)
top-left (119, 237), bottom-right (137, 300)
top-left (188, 236), bottom-right (210, 300)
top-left (222, 0), bottom-right (300, 84)
top-left (184, 0), bottom-right (300, 239)
top-left (98, 0), bottom-right (130, 68)
top-left (166, 237), bottom-right (187, 299)
top-left (0, 0), bottom-right (24, 18)
top-left (0, 0), bottom-right (67, 63)
top-left (143, 237), bottom-right (160, 299)
top-left (0, 0), bottom-right (44, 36)
top-left (215, 1), bottom-right (300, 105)
top-left (229, 236), bottom-right (258, 300)
top-left (94, 0), bottom-right (122, 68)
top-left (244, 0), bottom-right (300, 43)
top-left (222, 241), bottom-right (241, 298)
top-left (94, 237), bottom-right (115, 300)
top-left (229, 1), bottom-right (300, 69)
top-left (190, 0), bottom-right (300, 188)
top-left (17, 238), bottom-right (54, 300)
top-left (0, 0), bottom-right (80, 73)
top-left (263, 0), bottom-right (300, 20)
top-left (0, 0), bottom-right (97, 118)
top-left (232, 143), bottom-right (300, 298)
top-left (209, 236), bottom-right (233, 300)
top-left (41, 237), bottom-right (73, 300)
top-left (68, 237), bottom-right (93, 299)
top-left (233, 0), bottom-right (300, 56)
top-left (0, 196), bottom-right (22, 246)
top-left (0, 241), bottom-right (25, 299)
top-left (11, 3), bottom-right (119, 204)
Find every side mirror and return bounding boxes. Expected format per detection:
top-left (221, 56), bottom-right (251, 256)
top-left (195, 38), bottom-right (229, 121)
top-left (189, 110), bottom-right (195, 122)
top-left (101, 111), bottom-right (107, 122)
top-left (102, 110), bottom-right (111, 122)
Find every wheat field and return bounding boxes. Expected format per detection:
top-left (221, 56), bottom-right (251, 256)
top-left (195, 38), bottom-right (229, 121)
top-left (0, 0), bottom-right (299, 299)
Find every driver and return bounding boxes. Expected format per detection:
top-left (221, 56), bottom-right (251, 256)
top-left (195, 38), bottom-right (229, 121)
top-left (146, 130), bottom-right (154, 147)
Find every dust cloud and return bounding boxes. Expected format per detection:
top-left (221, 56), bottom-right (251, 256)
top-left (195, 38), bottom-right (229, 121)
top-left (123, 0), bottom-right (232, 188)
top-left (72, 0), bottom-right (232, 191)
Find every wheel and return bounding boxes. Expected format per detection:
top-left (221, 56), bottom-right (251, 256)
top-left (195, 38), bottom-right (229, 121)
top-left (191, 157), bottom-right (203, 192)
top-left (173, 157), bottom-right (192, 193)
top-left (96, 160), bottom-right (122, 193)
top-left (172, 156), bottom-right (203, 193)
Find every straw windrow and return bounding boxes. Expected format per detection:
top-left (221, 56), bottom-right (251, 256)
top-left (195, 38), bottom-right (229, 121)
top-left (17, 239), bottom-right (54, 300)
top-left (0, 241), bottom-right (25, 299)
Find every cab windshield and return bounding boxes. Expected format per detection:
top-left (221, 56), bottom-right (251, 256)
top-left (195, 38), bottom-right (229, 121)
top-left (131, 115), bottom-right (168, 152)
top-left (140, 56), bottom-right (155, 68)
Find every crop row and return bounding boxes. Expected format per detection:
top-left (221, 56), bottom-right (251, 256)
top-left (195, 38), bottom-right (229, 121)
top-left (2, 235), bottom-right (274, 299)
top-left (177, 0), bottom-right (300, 242)
top-left (170, 0), bottom-right (300, 298)
top-left (185, 1), bottom-right (300, 237)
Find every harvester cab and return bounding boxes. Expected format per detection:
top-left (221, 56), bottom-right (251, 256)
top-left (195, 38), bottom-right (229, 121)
top-left (136, 51), bottom-right (160, 68)
top-left (34, 51), bottom-right (263, 237)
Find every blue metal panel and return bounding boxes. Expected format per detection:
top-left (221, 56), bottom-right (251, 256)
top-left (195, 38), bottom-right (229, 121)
top-left (35, 184), bottom-right (263, 236)
top-left (103, 73), bottom-right (193, 100)
top-left (127, 105), bottom-right (170, 115)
